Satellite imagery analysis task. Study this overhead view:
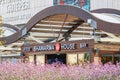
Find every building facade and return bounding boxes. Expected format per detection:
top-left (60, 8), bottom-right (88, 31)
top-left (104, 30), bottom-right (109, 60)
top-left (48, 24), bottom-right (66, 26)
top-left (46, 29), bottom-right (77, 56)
top-left (91, 0), bottom-right (120, 10)
top-left (1, 0), bottom-right (120, 26)
top-left (0, 0), bottom-right (53, 25)
top-left (0, 0), bottom-right (120, 64)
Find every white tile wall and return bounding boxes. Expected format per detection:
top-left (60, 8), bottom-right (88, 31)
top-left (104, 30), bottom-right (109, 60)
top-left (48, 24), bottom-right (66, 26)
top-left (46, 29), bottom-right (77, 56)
top-left (0, 0), bottom-right (53, 25)
top-left (91, 0), bottom-right (120, 10)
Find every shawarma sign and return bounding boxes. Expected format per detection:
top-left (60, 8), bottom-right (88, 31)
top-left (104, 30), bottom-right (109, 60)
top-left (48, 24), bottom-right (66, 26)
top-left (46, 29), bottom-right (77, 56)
top-left (22, 39), bottom-right (94, 54)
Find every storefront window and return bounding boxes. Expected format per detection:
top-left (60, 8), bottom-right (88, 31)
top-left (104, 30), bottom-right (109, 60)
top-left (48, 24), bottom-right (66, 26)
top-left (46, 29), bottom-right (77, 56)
top-left (101, 55), bottom-right (112, 64)
top-left (46, 54), bottom-right (66, 64)
top-left (114, 54), bottom-right (120, 64)
top-left (101, 54), bottom-right (120, 64)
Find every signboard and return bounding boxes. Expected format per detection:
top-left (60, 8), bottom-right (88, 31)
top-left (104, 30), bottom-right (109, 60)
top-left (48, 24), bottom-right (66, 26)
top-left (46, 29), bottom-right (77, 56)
top-left (87, 19), bottom-right (97, 29)
top-left (95, 43), bottom-right (120, 52)
top-left (21, 28), bottom-right (27, 37)
top-left (53, 0), bottom-right (90, 11)
top-left (22, 39), bottom-right (94, 54)
top-left (0, 0), bottom-right (53, 25)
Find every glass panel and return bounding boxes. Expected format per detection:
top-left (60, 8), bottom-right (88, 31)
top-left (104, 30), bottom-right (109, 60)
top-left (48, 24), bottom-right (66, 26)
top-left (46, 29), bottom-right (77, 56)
top-left (46, 54), bottom-right (66, 64)
top-left (114, 56), bottom-right (120, 64)
top-left (101, 54), bottom-right (120, 64)
top-left (101, 54), bottom-right (112, 64)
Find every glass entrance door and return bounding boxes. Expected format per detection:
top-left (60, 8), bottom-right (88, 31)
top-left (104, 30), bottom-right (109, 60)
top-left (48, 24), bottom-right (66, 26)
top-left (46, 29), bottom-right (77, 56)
top-left (45, 54), bottom-right (66, 64)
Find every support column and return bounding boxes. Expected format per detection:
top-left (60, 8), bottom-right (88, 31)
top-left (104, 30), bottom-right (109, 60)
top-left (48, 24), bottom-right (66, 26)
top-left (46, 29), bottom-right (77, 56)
top-left (112, 53), bottom-right (114, 64)
top-left (89, 48), bottom-right (94, 63)
top-left (94, 48), bottom-right (101, 65)
top-left (34, 55), bottom-right (36, 64)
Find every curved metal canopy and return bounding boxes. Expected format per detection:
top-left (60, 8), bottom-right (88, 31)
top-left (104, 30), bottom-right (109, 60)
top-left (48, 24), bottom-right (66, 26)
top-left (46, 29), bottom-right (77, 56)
top-left (2, 24), bottom-right (19, 31)
top-left (1, 24), bottom-right (19, 37)
top-left (0, 5), bottom-right (120, 45)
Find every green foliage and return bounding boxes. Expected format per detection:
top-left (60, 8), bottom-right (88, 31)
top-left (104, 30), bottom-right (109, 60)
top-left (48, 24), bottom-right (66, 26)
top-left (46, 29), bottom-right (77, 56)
top-left (84, 53), bottom-right (90, 62)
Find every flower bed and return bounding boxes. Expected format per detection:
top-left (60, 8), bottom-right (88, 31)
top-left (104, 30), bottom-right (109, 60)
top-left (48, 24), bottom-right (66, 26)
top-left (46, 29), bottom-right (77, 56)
top-left (0, 62), bottom-right (120, 80)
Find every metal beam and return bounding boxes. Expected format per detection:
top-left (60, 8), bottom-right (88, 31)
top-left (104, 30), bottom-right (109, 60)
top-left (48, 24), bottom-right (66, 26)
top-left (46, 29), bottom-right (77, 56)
top-left (28, 36), bottom-right (44, 43)
top-left (63, 20), bottom-right (84, 38)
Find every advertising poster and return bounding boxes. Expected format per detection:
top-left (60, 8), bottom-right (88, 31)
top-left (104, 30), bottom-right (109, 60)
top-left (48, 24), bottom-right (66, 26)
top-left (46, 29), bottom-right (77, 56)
top-left (53, 0), bottom-right (90, 11)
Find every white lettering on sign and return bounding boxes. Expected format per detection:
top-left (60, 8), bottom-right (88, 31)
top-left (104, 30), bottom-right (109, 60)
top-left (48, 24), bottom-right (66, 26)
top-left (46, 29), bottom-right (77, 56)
top-left (33, 45), bottom-right (55, 52)
top-left (0, 0), bottom-right (21, 4)
top-left (61, 43), bottom-right (75, 50)
top-left (0, 0), bottom-right (30, 13)
top-left (23, 43), bottom-right (90, 52)
top-left (80, 43), bottom-right (88, 48)
top-left (4, 14), bottom-right (32, 22)
top-left (23, 47), bottom-right (31, 52)
top-left (7, 1), bottom-right (30, 13)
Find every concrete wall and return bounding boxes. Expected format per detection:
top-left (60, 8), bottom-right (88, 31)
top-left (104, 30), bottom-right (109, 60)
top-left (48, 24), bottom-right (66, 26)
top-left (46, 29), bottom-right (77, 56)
top-left (91, 0), bottom-right (120, 10)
